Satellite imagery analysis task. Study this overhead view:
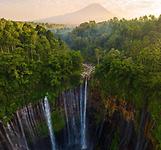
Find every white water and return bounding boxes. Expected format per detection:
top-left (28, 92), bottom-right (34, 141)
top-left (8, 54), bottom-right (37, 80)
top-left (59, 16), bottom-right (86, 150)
top-left (43, 96), bottom-right (56, 150)
top-left (63, 92), bottom-right (71, 145)
top-left (0, 81), bottom-right (89, 150)
top-left (16, 111), bottom-right (29, 150)
top-left (80, 79), bottom-right (88, 149)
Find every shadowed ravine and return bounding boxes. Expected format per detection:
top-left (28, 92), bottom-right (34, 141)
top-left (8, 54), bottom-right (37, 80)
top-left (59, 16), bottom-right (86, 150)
top-left (0, 64), bottom-right (153, 150)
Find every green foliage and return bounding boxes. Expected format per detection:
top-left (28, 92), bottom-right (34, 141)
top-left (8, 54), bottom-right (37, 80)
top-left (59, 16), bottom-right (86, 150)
top-left (110, 131), bottom-right (119, 150)
top-left (149, 101), bottom-right (161, 149)
top-left (0, 18), bottom-right (82, 122)
top-left (36, 121), bottom-right (49, 138)
top-left (51, 110), bottom-right (65, 132)
top-left (35, 109), bottom-right (65, 138)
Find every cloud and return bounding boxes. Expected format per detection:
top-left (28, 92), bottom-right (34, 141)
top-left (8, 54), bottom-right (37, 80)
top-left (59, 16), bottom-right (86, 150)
top-left (103, 0), bottom-right (161, 18)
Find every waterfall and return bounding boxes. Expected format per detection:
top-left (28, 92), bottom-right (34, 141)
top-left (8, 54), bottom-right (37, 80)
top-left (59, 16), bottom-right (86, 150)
top-left (0, 79), bottom-right (90, 150)
top-left (63, 92), bottom-right (71, 145)
top-left (43, 96), bottom-right (56, 150)
top-left (80, 79), bottom-right (88, 149)
top-left (60, 79), bottom-right (89, 149)
top-left (16, 111), bottom-right (29, 150)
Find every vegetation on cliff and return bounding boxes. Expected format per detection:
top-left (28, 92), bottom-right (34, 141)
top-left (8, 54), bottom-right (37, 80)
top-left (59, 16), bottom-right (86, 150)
top-left (94, 47), bottom-right (161, 148)
top-left (0, 18), bottom-right (82, 122)
top-left (85, 16), bottom-right (161, 149)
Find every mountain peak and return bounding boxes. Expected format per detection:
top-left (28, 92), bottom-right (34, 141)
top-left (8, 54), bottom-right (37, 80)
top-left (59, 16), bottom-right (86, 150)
top-left (86, 3), bottom-right (105, 8)
top-left (39, 3), bottom-right (113, 25)
top-left (87, 3), bottom-right (103, 7)
top-left (82, 3), bottom-right (109, 12)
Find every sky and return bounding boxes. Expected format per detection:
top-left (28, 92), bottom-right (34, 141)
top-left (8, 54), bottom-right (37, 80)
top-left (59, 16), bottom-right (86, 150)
top-left (0, 0), bottom-right (161, 21)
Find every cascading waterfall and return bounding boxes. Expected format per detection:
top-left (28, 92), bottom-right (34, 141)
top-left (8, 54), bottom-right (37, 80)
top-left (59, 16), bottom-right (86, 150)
top-left (16, 111), bottom-right (29, 150)
top-left (81, 78), bottom-right (88, 149)
top-left (61, 78), bottom-right (88, 149)
top-left (43, 96), bottom-right (56, 150)
top-left (0, 79), bottom-right (90, 150)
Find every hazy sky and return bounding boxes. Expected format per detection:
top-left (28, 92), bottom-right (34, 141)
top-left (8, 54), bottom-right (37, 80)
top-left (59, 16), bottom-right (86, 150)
top-left (0, 0), bottom-right (161, 21)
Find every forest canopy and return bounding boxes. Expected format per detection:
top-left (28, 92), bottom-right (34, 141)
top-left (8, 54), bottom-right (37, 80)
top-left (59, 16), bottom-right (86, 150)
top-left (0, 18), bottom-right (82, 122)
top-left (60, 15), bottom-right (161, 63)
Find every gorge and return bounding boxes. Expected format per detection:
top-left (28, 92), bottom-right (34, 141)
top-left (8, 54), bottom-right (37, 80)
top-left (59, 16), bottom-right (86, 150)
top-left (0, 71), bottom-right (154, 150)
top-left (0, 15), bottom-right (161, 150)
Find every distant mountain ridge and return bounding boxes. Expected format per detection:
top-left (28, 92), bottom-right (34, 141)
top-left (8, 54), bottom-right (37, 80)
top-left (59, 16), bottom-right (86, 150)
top-left (38, 3), bottom-right (113, 25)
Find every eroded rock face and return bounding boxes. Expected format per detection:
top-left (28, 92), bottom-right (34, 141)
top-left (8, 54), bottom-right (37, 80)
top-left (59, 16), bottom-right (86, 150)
top-left (0, 72), bottom-right (154, 150)
top-left (0, 79), bottom-right (90, 150)
top-left (87, 86), bottom-right (154, 150)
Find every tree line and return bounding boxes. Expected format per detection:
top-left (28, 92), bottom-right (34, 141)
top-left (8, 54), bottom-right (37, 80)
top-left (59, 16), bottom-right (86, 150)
top-left (61, 15), bottom-right (161, 63)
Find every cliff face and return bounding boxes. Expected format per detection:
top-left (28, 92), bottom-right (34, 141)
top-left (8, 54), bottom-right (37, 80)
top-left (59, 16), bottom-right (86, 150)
top-left (0, 78), bottom-right (155, 150)
top-left (88, 85), bottom-right (154, 150)
top-left (0, 79), bottom-right (90, 150)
